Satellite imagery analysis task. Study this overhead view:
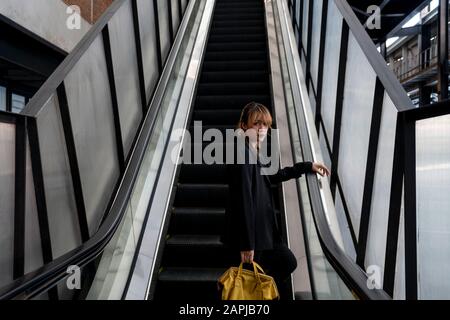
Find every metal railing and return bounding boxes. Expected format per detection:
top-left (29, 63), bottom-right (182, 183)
top-left (392, 43), bottom-right (440, 82)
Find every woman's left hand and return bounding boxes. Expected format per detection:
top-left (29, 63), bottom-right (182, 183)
top-left (312, 162), bottom-right (330, 177)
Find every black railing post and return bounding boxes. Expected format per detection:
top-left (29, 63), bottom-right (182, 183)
top-left (131, 0), bottom-right (149, 112)
top-left (153, 0), bottom-right (163, 74)
top-left (13, 116), bottom-right (26, 280)
top-left (57, 83), bottom-right (91, 242)
top-left (383, 115), bottom-right (405, 297)
top-left (403, 113), bottom-right (418, 300)
top-left (356, 78), bottom-right (385, 268)
top-left (314, 0), bottom-right (328, 132)
top-left (102, 26), bottom-right (126, 174)
top-left (330, 21), bottom-right (349, 198)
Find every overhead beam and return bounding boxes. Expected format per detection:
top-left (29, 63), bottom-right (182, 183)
top-left (393, 25), bottom-right (422, 37)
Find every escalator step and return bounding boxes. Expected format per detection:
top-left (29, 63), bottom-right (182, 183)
top-left (209, 34), bottom-right (265, 43)
top-left (169, 207), bottom-right (225, 234)
top-left (204, 50), bottom-right (266, 61)
top-left (212, 19), bottom-right (264, 28)
top-left (174, 184), bottom-right (228, 207)
top-left (202, 60), bottom-right (267, 72)
top-left (213, 13), bottom-right (264, 21)
top-left (196, 95), bottom-right (271, 109)
top-left (207, 41), bottom-right (266, 51)
top-left (162, 235), bottom-right (234, 268)
top-left (197, 82), bottom-right (269, 95)
top-left (200, 71), bottom-right (268, 83)
top-left (155, 267), bottom-right (225, 301)
top-left (209, 27), bottom-right (265, 36)
top-left (178, 164), bottom-right (227, 183)
top-left (214, 8), bottom-right (263, 15)
top-left (192, 109), bottom-right (242, 125)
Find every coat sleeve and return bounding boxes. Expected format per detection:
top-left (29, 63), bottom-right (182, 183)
top-left (234, 163), bottom-right (256, 251)
top-left (268, 161), bottom-right (313, 184)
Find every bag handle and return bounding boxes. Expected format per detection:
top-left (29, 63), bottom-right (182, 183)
top-left (252, 262), bottom-right (266, 275)
top-left (237, 261), bottom-right (266, 284)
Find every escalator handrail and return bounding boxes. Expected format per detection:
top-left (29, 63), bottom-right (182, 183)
top-left (277, 0), bottom-right (391, 300)
top-left (0, 0), bottom-right (198, 300)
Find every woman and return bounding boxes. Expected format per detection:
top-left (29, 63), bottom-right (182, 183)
top-left (222, 102), bottom-right (330, 298)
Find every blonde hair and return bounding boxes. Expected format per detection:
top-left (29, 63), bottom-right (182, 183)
top-left (237, 102), bottom-right (273, 130)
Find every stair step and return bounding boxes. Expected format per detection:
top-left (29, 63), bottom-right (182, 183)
top-left (192, 109), bottom-right (242, 125)
top-left (209, 27), bottom-right (265, 36)
top-left (162, 235), bottom-right (235, 267)
top-left (203, 60), bottom-right (267, 72)
top-left (169, 207), bottom-right (226, 234)
top-left (158, 267), bottom-right (226, 282)
top-left (200, 71), bottom-right (268, 83)
top-left (207, 41), bottom-right (266, 51)
top-left (212, 19), bottom-right (264, 28)
top-left (209, 34), bottom-right (265, 43)
top-left (178, 164), bottom-right (227, 183)
top-left (215, 8), bottom-right (263, 15)
top-left (174, 184), bottom-right (228, 207)
top-left (155, 267), bottom-right (225, 300)
top-left (197, 82), bottom-right (269, 95)
top-left (213, 13), bottom-right (264, 21)
top-left (196, 95), bottom-right (271, 109)
top-left (204, 50), bottom-right (266, 62)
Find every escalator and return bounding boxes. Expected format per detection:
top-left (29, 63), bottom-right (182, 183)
top-left (0, 0), bottom-right (412, 301)
top-left (154, 0), bottom-right (277, 300)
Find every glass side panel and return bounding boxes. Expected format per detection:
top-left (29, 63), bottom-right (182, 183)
top-left (136, 0), bottom-right (160, 102)
top-left (301, 0), bottom-right (309, 53)
top-left (24, 138), bottom-right (43, 274)
top-left (65, 35), bottom-right (120, 236)
top-left (320, 0), bottom-right (342, 149)
top-left (309, 0), bottom-right (322, 89)
top-left (335, 189), bottom-right (356, 260)
top-left (365, 93), bottom-right (397, 285)
top-left (108, 0), bottom-right (143, 157)
top-left (172, 0), bottom-right (181, 36)
top-left (416, 114), bottom-right (450, 299)
top-left (157, 0), bottom-right (172, 64)
top-left (36, 94), bottom-right (82, 259)
top-left (338, 32), bottom-right (377, 236)
top-left (0, 122), bottom-right (15, 287)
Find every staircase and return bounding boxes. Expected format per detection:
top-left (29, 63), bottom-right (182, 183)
top-left (154, 0), bottom-right (277, 300)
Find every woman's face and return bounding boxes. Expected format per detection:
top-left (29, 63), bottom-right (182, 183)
top-left (243, 118), bottom-right (269, 143)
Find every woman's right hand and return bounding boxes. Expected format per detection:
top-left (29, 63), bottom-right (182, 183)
top-left (241, 250), bottom-right (254, 264)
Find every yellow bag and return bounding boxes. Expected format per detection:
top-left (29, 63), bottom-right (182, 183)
top-left (218, 261), bottom-right (279, 300)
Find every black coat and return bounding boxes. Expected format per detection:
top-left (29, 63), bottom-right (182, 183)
top-left (222, 141), bottom-right (313, 251)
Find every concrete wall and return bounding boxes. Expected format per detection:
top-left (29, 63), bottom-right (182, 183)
top-left (0, 0), bottom-right (91, 52)
top-left (62, 0), bottom-right (114, 24)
